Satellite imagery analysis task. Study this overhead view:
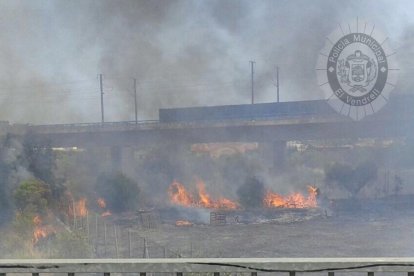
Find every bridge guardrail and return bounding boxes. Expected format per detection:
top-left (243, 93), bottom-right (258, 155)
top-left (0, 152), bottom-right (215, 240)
top-left (0, 258), bottom-right (413, 275)
top-left (26, 114), bottom-right (350, 134)
top-left (28, 120), bottom-right (160, 133)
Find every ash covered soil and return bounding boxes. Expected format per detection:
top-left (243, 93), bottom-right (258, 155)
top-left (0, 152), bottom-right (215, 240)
top-left (131, 210), bottom-right (414, 258)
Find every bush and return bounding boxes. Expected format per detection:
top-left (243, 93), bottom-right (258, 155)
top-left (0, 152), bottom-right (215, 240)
top-left (325, 161), bottom-right (378, 197)
top-left (237, 177), bottom-right (265, 208)
top-left (14, 178), bottom-right (51, 215)
top-left (50, 231), bottom-right (92, 258)
top-left (96, 172), bottom-right (140, 212)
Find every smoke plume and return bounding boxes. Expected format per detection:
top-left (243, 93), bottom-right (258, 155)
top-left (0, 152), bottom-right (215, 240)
top-left (0, 0), bottom-right (412, 123)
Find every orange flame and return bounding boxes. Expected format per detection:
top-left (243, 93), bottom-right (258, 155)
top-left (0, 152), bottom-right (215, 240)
top-left (217, 197), bottom-right (239, 210)
top-left (264, 185), bottom-right (318, 209)
top-left (97, 198), bottom-right (106, 209)
top-left (168, 180), bottom-right (239, 210)
top-left (32, 215), bottom-right (55, 244)
top-left (196, 180), bottom-right (214, 208)
top-left (175, 220), bottom-right (193, 226)
top-left (96, 198), bottom-right (112, 216)
top-left (168, 180), bottom-right (194, 206)
top-left (33, 228), bottom-right (48, 244)
top-left (169, 180), bottom-right (317, 210)
top-left (33, 215), bottom-right (42, 226)
top-left (74, 198), bottom-right (88, 217)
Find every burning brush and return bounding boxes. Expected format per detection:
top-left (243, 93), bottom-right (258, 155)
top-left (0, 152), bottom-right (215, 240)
top-left (264, 186), bottom-right (319, 209)
top-left (32, 215), bottom-right (56, 245)
top-left (168, 180), bottom-right (239, 210)
top-left (169, 179), bottom-right (319, 210)
top-left (97, 198), bottom-right (112, 217)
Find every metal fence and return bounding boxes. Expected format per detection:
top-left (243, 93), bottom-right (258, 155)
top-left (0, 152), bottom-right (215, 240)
top-left (0, 258), bottom-right (414, 275)
top-left (28, 120), bottom-right (160, 134)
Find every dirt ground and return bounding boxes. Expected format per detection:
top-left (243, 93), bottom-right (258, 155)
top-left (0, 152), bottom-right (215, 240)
top-left (128, 209), bottom-right (414, 258)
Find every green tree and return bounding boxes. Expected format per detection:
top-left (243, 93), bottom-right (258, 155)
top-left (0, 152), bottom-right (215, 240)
top-left (21, 132), bottom-right (67, 209)
top-left (14, 178), bottom-right (51, 215)
top-left (0, 134), bottom-right (19, 223)
top-left (22, 132), bottom-right (56, 184)
top-left (96, 172), bottom-right (140, 212)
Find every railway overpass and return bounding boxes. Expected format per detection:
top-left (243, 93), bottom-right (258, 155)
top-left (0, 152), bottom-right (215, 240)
top-left (5, 94), bottom-right (414, 171)
top-left (21, 113), bottom-right (414, 148)
top-left (9, 94), bottom-right (411, 147)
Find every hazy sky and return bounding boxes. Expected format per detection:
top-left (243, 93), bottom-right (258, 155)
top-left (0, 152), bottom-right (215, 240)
top-left (0, 0), bottom-right (413, 124)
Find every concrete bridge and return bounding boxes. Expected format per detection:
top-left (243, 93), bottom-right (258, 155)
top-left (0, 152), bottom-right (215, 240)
top-left (15, 94), bottom-right (414, 148)
top-left (22, 114), bottom-right (413, 148)
top-left (4, 94), bottom-right (414, 171)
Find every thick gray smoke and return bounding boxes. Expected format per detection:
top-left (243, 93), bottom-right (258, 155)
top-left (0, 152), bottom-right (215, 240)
top-left (0, 0), bottom-right (412, 124)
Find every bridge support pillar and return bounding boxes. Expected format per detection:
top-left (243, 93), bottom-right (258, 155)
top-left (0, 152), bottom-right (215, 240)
top-left (261, 141), bottom-right (286, 172)
top-left (110, 146), bottom-right (136, 174)
top-left (110, 146), bottom-right (122, 172)
top-left (122, 147), bottom-right (136, 175)
top-left (273, 140), bottom-right (287, 170)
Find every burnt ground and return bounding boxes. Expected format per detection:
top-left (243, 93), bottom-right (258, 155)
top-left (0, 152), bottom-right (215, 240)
top-left (109, 208), bottom-right (414, 258)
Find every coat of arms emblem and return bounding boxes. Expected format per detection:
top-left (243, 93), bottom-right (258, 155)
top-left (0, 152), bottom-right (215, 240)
top-left (337, 50), bottom-right (377, 93)
top-left (316, 19), bottom-right (398, 120)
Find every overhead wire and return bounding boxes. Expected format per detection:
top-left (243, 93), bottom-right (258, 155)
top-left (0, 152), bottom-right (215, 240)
top-left (0, 72), bottom-right (261, 106)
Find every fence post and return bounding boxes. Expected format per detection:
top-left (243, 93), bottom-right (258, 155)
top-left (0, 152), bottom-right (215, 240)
top-left (104, 221), bottom-right (107, 257)
top-left (128, 229), bottom-right (132, 258)
top-left (114, 225), bottom-right (119, 258)
top-left (143, 238), bottom-right (150, 258)
top-left (86, 211), bottom-right (90, 243)
top-left (95, 214), bottom-right (99, 243)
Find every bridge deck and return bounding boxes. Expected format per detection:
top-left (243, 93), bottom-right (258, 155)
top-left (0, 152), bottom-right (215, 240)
top-left (25, 116), bottom-right (348, 134)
